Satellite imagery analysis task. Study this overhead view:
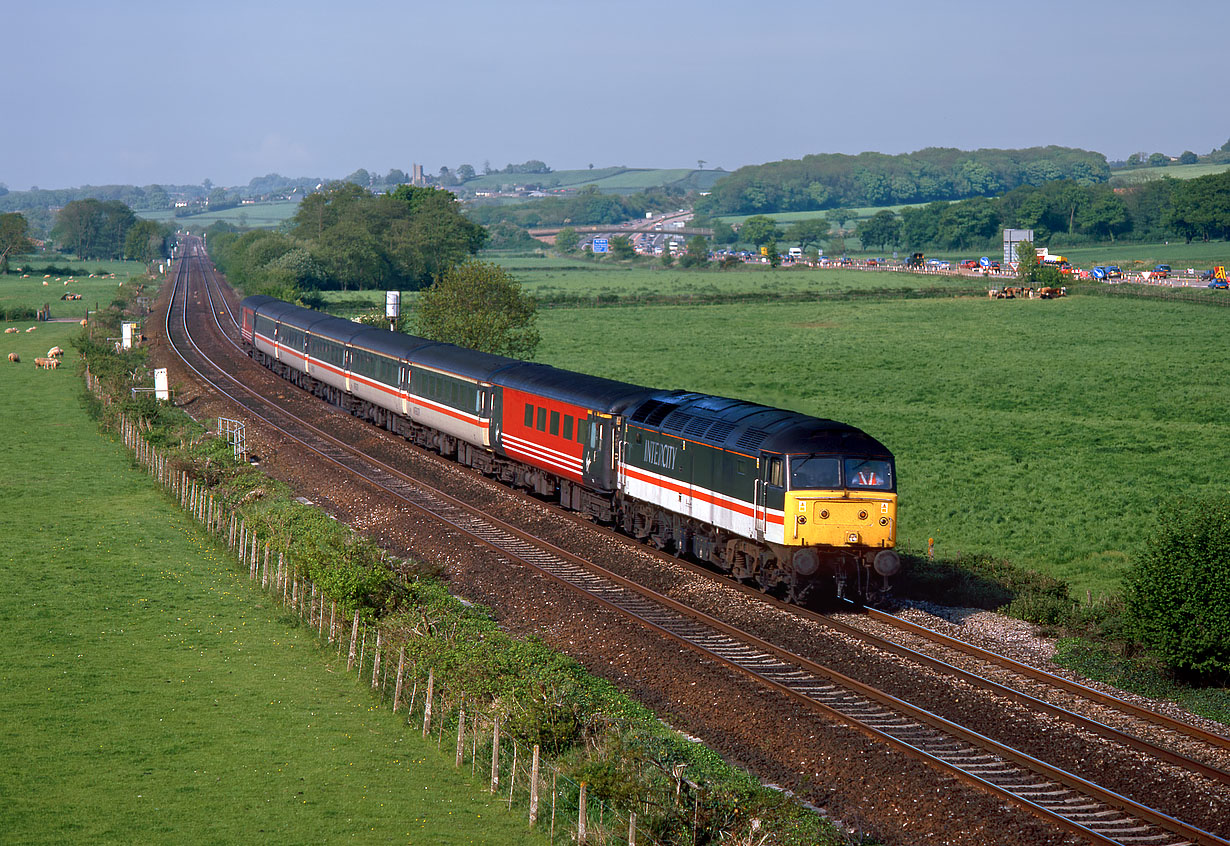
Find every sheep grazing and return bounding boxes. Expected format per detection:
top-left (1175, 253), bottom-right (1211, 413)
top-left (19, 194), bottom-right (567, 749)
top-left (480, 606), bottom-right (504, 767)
top-left (48, 346), bottom-right (64, 358)
top-left (4, 328), bottom-right (18, 334)
top-left (34, 357), bottom-right (59, 370)
top-left (25, 326), bottom-right (36, 333)
top-left (7, 353), bottom-right (19, 363)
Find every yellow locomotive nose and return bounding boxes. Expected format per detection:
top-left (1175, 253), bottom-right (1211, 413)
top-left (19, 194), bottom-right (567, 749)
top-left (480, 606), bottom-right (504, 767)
top-left (786, 492), bottom-right (897, 550)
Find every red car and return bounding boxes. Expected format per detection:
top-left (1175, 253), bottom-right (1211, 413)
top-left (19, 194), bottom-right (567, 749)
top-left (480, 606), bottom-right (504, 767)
top-left (959, 259), bottom-right (979, 270)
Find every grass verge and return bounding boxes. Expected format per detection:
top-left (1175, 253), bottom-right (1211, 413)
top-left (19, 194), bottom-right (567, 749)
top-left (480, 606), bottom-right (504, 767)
top-left (0, 320), bottom-right (545, 845)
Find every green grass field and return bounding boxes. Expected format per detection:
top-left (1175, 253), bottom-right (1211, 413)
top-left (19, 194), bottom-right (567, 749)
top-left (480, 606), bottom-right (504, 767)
top-left (1054, 241), bottom-right (1230, 272)
top-left (715, 202), bottom-right (936, 227)
top-left (0, 321), bottom-right (545, 845)
top-left (138, 200), bottom-right (302, 229)
top-left (2, 256), bottom-right (152, 319)
top-left (530, 295), bottom-right (1228, 598)
top-left (314, 262), bottom-right (978, 318)
top-left (1108, 162), bottom-right (1230, 186)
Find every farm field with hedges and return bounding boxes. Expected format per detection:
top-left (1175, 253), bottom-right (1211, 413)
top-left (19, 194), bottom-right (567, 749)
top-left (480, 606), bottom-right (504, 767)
top-left (1, 256), bottom-right (150, 320)
top-left (0, 321), bottom-right (545, 845)
top-left (531, 293), bottom-right (1228, 598)
top-left (316, 261), bottom-right (980, 317)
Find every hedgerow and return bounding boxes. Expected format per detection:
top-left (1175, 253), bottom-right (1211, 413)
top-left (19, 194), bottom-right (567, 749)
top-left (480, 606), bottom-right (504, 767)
top-left (1123, 497), bottom-right (1230, 681)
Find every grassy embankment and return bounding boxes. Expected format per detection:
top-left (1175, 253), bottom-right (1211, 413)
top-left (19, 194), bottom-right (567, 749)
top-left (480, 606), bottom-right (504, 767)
top-left (0, 321), bottom-right (545, 844)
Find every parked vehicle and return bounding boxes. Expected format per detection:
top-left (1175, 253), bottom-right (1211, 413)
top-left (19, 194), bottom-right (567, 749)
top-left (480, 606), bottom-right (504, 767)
top-left (1105, 266), bottom-right (1123, 279)
top-left (959, 259), bottom-right (979, 270)
top-left (1210, 279), bottom-right (1229, 289)
top-left (1153, 265), bottom-right (1171, 279)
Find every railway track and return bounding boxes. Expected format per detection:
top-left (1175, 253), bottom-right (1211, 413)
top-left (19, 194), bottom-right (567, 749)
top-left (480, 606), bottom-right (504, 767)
top-left (161, 241), bottom-right (1229, 846)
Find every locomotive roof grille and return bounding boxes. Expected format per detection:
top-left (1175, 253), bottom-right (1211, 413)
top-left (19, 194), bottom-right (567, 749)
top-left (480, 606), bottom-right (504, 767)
top-left (703, 420), bottom-right (737, 442)
top-left (683, 415), bottom-right (712, 437)
top-left (735, 428), bottom-right (770, 451)
top-left (661, 411), bottom-right (695, 434)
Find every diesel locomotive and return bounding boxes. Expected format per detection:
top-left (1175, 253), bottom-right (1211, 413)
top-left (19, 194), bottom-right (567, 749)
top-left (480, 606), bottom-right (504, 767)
top-left (241, 295), bottom-right (900, 602)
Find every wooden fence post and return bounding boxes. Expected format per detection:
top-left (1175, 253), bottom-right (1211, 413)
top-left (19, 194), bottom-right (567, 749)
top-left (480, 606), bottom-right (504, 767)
top-left (347, 610), bottom-right (360, 671)
top-left (529, 744), bottom-right (540, 826)
top-left (508, 741), bottom-right (517, 809)
top-left (393, 647), bottom-right (406, 712)
top-left (490, 718), bottom-right (500, 793)
top-left (455, 700), bottom-right (466, 767)
top-left (422, 668), bottom-right (434, 737)
top-left (629, 811), bottom-right (636, 846)
top-left (371, 631), bottom-right (382, 689)
top-left (578, 782), bottom-right (587, 845)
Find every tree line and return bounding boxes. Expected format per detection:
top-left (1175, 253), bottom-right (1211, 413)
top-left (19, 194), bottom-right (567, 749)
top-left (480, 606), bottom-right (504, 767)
top-left (206, 183), bottom-right (487, 298)
top-left (695, 146), bottom-right (1110, 217)
top-left (732, 170), bottom-right (1230, 253)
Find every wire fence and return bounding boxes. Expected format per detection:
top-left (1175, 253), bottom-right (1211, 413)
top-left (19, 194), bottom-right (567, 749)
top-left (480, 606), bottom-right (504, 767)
top-left (111, 404), bottom-right (684, 846)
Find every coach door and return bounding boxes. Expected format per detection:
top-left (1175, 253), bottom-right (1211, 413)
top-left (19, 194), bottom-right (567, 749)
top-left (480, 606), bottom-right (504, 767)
top-left (582, 412), bottom-right (615, 490)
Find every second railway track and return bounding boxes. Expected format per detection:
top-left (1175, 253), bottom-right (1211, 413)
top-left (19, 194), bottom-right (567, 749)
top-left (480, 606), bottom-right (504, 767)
top-left (159, 241), bottom-right (1230, 846)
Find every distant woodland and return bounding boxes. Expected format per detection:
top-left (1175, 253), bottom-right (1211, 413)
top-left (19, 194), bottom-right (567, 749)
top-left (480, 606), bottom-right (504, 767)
top-left (695, 147), bottom-right (1111, 216)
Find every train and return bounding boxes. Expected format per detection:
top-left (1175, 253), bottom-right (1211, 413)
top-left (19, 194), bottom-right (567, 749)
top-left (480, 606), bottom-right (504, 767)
top-left (240, 295), bottom-right (900, 603)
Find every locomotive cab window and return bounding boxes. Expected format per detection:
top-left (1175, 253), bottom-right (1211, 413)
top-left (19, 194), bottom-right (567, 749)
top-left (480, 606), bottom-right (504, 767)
top-left (789, 456), bottom-right (841, 490)
top-left (768, 458), bottom-right (784, 488)
top-left (844, 458), bottom-right (893, 490)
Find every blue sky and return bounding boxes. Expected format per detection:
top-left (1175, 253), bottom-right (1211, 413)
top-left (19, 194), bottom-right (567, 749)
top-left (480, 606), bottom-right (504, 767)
top-left (6, 0), bottom-right (1228, 190)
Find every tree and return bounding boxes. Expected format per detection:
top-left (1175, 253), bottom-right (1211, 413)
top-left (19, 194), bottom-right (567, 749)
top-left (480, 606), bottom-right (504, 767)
top-left (826, 208), bottom-right (855, 233)
top-left (385, 168), bottom-right (409, 185)
top-left (1178, 150), bottom-right (1198, 165)
top-left (456, 164), bottom-right (476, 181)
top-left (680, 235), bottom-right (709, 268)
top-left (765, 241), bottom-right (781, 268)
top-left (1148, 153), bottom-right (1169, 168)
top-left (0, 212), bottom-right (31, 272)
top-left (1014, 239), bottom-right (1061, 286)
top-left (554, 226), bottom-right (579, 253)
top-left (345, 168), bottom-right (372, 186)
top-left (1124, 497), bottom-right (1230, 679)
top-left (1126, 153), bottom-right (1145, 167)
top-left (738, 215), bottom-right (778, 246)
top-left (123, 219), bottom-right (167, 263)
top-left (608, 235), bottom-right (635, 260)
top-left (414, 260), bottom-right (539, 358)
top-left (784, 218), bottom-right (828, 251)
top-left (856, 210), bottom-right (901, 249)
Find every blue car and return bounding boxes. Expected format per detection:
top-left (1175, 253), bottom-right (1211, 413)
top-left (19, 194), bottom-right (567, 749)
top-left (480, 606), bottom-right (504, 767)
top-left (1209, 279), bottom-right (1228, 289)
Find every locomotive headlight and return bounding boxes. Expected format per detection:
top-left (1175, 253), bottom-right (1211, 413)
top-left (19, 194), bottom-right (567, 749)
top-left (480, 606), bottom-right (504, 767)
top-left (858, 510), bottom-right (869, 520)
top-left (873, 549), bottom-right (901, 577)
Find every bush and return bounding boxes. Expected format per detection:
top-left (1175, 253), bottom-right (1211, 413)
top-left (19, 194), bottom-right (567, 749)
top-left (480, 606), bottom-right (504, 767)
top-left (1123, 497), bottom-right (1230, 680)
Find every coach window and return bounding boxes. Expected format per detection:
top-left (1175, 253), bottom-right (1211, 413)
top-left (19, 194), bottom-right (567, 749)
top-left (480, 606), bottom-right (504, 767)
top-left (576, 419), bottom-right (588, 446)
top-left (563, 415), bottom-right (574, 440)
top-left (536, 407), bottom-right (547, 431)
top-left (549, 410), bottom-right (560, 436)
top-left (524, 403), bottom-right (534, 427)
